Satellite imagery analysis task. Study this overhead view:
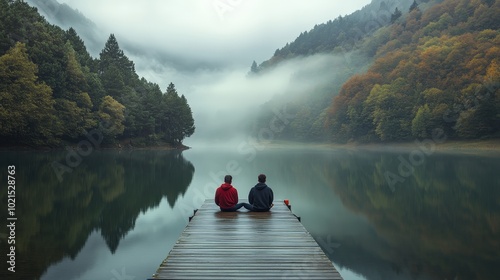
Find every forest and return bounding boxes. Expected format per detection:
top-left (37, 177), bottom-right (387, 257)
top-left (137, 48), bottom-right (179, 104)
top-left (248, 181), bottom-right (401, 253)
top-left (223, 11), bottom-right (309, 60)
top-left (0, 0), bottom-right (195, 147)
top-left (253, 0), bottom-right (500, 143)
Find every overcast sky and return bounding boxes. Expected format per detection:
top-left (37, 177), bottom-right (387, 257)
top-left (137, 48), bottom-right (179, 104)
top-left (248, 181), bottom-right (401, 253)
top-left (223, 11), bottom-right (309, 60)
top-left (58, 0), bottom-right (371, 70)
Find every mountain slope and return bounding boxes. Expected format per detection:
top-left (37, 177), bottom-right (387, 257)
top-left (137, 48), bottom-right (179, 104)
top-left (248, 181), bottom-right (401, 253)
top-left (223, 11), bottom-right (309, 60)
top-left (251, 0), bottom-right (433, 141)
top-left (252, 0), bottom-right (499, 143)
top-left (256, 0), bottom-right (418, 71)
top-left (326, 0), bottom-right (500, 143)
top-left (25, 0), bottom-right (104, 55)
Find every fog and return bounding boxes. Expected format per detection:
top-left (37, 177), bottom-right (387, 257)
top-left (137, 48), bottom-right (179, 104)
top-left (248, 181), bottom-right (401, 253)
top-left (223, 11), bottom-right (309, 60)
top-left (130, 52), bottom-right (352, 148)
top-left (29, 0), bottom-right (372, 147)
top-left (56, 0), bottom-right (371, 68)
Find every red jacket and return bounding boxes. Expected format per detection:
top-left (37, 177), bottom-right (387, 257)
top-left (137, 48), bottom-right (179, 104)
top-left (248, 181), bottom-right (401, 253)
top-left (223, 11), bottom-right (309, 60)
top-left (215, 183), bottom-right (238, 209)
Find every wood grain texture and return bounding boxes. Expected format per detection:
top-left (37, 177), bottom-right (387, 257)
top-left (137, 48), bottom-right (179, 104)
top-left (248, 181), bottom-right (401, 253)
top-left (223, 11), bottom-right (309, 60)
top-left (150, 199), bottom-right (343, 280)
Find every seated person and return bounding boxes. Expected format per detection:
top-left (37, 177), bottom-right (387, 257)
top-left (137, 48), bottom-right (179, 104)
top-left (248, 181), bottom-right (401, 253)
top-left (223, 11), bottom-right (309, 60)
top-left (247, 174), bottom-right (274, 212)
top-left (215, 175), bottom-right (249, 212)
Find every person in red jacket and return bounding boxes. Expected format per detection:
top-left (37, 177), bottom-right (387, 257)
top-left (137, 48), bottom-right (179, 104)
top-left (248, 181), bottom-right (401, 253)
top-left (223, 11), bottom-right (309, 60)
top-left (215, 175), bottom-right (250, 212)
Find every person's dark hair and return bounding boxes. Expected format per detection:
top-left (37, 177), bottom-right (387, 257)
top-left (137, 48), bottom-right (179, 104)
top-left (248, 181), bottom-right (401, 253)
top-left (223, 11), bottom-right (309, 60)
top-left (224, 175), bottom-right (232, 184)
top-left (258, 174), bottom-right (266, 183)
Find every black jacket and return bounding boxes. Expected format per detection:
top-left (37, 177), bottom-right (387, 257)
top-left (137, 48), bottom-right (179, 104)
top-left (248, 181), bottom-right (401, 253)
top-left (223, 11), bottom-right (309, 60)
top-left (248, 183), bottom-right (274, 211)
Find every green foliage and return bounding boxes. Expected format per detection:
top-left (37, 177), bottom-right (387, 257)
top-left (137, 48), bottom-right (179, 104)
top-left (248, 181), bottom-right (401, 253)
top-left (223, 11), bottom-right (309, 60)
top-left (0, 42), bottom-right (58, 146)
top-left (98, 95), bottom-right (125, 139)
top-left (0, 0), bottom-right (195, 147)
top-left (365, 78), bottom-right (414, 141)
top-left (158, 83), bottom-right (195, 144)
top-left (327, 0), bottom-right (500, 142)
top-left (412, 104), bottom-right (431, 137)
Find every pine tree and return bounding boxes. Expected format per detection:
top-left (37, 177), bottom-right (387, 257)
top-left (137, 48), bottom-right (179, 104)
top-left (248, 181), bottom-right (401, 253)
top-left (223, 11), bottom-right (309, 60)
top-left (178, 94), bottom-right (195, 142)
top-left (391, 8), bottom-right (402, 24)
top-left (99, 34), bottom-right (137, 90)
top-left (409, 0), bottom-right (419, 12)
top-left (65, 27), bottom-right (94, 70)
top-left (250, 60), bottom-right (259, 73)
top-left (158, 83), bottom-right (195, 144)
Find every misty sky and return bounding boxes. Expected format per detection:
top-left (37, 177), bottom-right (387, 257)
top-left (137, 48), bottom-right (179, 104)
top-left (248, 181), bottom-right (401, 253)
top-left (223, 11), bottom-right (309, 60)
top-left (53, 0), bottom-right (372, 145)
top-left (58, 0), bottom-right (371, 70)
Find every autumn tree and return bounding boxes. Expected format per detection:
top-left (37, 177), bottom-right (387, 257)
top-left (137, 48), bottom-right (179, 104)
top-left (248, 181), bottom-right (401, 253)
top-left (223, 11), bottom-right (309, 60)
top-left (327, 72), bottom-right (382, 142)
top-left (364, 78), bottom-right (414, 141)
top-left (0, 42), bottom-right (58, 145)
top-left (326, 0), bottom-right (499, 143)
top-left (98, 95), bottom-right (125, 141)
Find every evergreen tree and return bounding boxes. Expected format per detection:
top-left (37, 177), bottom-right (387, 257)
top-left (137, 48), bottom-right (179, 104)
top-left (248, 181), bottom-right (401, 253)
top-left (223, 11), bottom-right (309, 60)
top-left (391, 8), bottom-right (402, 23)
top-left (178, 94), bottom-right (195, 143)
top-left (101, 64), bottom-right (125, 100)
top-left (158, 83), bottom-right (195, 145)
top-left (409, 0), bottom-right (419, 12)
top-left (63, 41), bottom-right (88, 97)
top-left (0, 0), bottom-right (10, 54)
top-left (99, 34), bottom-right (136, 88)
top-left (250, 60), bottom-right (259, 73)
top-left (136, 78), bottom-right (163, 136)
top-left (65, 27), bottom-right (94, 70)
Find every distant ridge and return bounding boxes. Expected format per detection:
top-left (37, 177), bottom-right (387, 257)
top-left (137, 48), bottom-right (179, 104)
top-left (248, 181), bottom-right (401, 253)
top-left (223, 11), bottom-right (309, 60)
top-left (256, 0), bottom-right (418, 71)
top-left (25, 0), bottom-right (104, 55)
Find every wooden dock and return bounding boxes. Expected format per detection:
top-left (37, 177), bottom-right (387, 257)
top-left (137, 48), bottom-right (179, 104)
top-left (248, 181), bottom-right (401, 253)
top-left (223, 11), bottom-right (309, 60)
top-left (150, 199), bottom-right (343, 280)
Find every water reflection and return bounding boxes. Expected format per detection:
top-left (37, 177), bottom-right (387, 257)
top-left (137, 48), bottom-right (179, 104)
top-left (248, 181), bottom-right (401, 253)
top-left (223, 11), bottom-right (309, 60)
top-left (0, 150), bottom-right (193, 280)
top-left (305, 149), bottom-right (500, 280)
top-left (0, 147), bottom-right (498, 280)
top-left (182, 146), bottom-right (500, 279)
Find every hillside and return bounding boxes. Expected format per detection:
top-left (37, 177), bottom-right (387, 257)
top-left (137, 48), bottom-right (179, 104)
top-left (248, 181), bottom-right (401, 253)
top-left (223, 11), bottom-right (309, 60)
top-left (25, 0), bottom-right (104, 55)
top-left (0, 0), bottom-right (195, 148)
top-left (252, 0), bottom-right (499, 143)
top-left (256, 0), bottom-right (417, 70)
top-left (250, 0), bottom-right (425, 141)
top-left (327, 0), bottom-right (500, 143)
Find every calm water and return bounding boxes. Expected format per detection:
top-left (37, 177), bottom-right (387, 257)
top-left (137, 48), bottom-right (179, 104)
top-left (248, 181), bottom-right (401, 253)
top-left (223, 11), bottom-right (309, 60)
top-left (0, 145), bottom-right (499, 280)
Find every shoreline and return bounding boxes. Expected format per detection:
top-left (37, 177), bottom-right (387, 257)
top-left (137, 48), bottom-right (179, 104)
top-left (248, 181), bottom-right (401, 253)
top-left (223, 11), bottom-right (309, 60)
top-left (1, 139), bottom-right (499, 154)
top-left (318, 139), bottom-right (500, 155)
top-left (0, 143), bottom-right (189, 152)
top-left (257, 139), bottom-right (500, 155)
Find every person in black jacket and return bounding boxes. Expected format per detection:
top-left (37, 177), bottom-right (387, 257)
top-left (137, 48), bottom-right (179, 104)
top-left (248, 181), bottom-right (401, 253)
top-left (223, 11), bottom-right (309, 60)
top-left (247, 174), bottom-right (274, 212)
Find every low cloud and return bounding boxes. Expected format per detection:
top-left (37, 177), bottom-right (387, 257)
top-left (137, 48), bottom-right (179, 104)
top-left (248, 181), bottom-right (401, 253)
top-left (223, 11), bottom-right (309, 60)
top-left (131, 53), bottom-right (352, 147)
top-left (58, 0), bottom-right (371, 69)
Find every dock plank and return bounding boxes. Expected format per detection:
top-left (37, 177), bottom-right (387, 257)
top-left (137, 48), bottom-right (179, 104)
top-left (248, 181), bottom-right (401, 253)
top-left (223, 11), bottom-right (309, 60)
top-left (150, 199), bottom-right (343, 280)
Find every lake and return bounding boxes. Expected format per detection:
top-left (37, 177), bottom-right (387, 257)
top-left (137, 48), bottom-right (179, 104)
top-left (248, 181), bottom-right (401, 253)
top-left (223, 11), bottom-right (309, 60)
top-left (0, 145), bottom-right (499, 280)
